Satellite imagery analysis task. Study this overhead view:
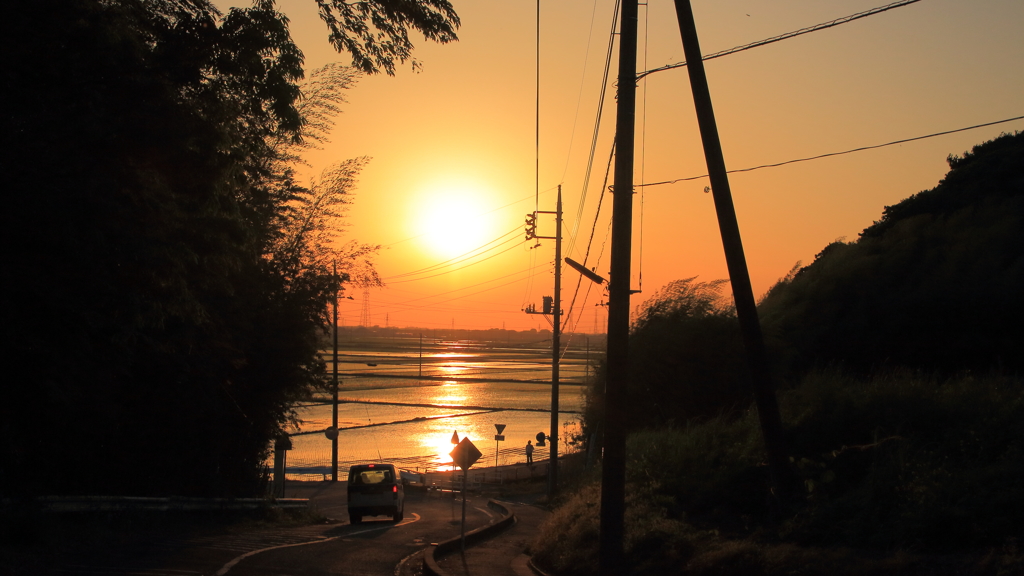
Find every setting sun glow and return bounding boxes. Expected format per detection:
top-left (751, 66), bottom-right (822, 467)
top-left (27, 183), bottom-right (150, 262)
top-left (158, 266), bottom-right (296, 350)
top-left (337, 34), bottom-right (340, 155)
top-left (411, 182), bottom-right (496, 260)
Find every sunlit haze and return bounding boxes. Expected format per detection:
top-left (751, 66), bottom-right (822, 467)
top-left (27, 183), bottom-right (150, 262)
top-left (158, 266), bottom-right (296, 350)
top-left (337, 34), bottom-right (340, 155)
top-left (216, 0), bottom-right (1024, 332)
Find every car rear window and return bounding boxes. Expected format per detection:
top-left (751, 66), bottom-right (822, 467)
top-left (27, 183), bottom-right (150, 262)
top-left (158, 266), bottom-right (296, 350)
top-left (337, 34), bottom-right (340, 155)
top-left (349, 468), bottom-right (393, 484)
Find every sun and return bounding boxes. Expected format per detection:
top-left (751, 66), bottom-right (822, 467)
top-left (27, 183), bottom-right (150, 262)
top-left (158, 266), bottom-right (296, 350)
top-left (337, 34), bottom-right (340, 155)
top-left (412, 181), bottom-right (496, 260)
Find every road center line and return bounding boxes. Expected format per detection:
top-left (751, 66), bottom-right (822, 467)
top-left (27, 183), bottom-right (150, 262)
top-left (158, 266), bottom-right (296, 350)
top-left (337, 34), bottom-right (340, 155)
top-left (215, 513), bottom-right (420, 575)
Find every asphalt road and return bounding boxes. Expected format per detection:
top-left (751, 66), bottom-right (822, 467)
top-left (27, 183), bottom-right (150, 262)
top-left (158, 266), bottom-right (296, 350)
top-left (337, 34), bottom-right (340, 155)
top-left (40, 487), bottom-right (494, 576)
top-left (223, 490), bottom-right (495, 576)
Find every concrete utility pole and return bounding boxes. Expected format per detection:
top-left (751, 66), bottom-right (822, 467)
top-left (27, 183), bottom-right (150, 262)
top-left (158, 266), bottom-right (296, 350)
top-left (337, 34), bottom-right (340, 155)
top-left (672, 0), bottom-right (789, 497)
top-left (524, 186), bottom-right (564, 498)
top-left (601, 0), bottom-right (639, 573)
top-left (549, 186), bottom-right (562, 497)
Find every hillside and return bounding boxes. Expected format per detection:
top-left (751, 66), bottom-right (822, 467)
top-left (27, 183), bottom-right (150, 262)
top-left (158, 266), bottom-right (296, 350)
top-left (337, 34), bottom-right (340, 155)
top-left (760, 131), bottom-right (1024, 375)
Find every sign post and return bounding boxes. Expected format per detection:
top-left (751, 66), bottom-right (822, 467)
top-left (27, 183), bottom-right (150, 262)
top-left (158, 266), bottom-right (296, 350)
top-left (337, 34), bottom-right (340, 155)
top-left (494, 424), bottom-right (506, 470)
top-left (450, 430), bottom-right (460, 502)
top-left (449, 437), bottom-right (483, 552)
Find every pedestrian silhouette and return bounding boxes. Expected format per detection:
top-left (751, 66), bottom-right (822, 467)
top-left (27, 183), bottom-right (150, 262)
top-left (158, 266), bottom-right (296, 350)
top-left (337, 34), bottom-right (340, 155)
top-left (525, 440), bottom-right (534, 465)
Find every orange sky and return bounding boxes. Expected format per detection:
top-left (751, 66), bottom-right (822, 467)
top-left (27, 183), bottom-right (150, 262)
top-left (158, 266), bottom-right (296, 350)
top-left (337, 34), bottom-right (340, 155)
top-left (218, 0), bottom-right (1024, 333)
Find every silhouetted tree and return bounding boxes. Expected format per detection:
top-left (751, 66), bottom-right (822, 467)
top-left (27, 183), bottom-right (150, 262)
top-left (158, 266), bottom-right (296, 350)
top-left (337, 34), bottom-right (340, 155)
top-left (0, 0), bottom-right (450, 497)
top-left (584, 278), bottom-right (749, 434)
top-left (313, 0), bottom-right (460, 75)
top-left (759, 131), bottom-right (1024, 375)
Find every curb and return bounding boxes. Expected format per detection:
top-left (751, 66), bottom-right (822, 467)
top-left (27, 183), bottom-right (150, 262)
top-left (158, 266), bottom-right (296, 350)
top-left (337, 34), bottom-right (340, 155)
top-left (527, 557), bottom-right (553, 576)
top-left (422, 499), bottom-right (516, 576)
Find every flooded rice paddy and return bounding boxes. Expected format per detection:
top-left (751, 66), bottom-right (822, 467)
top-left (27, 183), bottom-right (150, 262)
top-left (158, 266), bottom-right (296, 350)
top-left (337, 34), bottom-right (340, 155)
top-left (281, 335), bottom-right (600, 479)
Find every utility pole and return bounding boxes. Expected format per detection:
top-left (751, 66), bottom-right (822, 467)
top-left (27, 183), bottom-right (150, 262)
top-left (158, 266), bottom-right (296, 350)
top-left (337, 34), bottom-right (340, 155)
top-left (601, 0), bottom-right (638, 573)
top-left (331, 262), bottom-right (340, 482)
top-left (550, 186), bottom-right (562, 497)
top-left (672, 0), bottom-right (789, 498)
top-left (524, 186), bottom-right (564, 498)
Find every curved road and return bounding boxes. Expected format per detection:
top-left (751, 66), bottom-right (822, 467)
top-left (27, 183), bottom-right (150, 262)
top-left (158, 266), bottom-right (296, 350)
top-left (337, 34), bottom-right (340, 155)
top-left (50, 487), bottom-right (496, 576)
top-left (222, 490), bottom-right (494, 576)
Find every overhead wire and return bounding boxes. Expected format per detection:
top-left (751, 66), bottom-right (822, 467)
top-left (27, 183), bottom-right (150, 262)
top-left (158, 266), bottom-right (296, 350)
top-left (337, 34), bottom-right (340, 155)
top-left (638, 115), bottom-right (1024, 188)
top-left (382, 0), bottom-right (932, 329)
top-left (383, 225), bottom-right (522, 281)
top-left (560, 0), bottom-right (923, 330)
top-left (561, 142), bottom-right (615, 335)
top-left (383, 260), bottom-right (553, 312)
top-left (379, 184), bottom-right (556, 251)
top-left (558, 0), bottom-right (602, 185)
top-left (535, 0), bottom-right (540, 214)
top-left (636, 0), bottom-right (923, 81)
top-left (565, 0), bottom-right (620, 260)
top-left (638, 0), bottom-right (649, 295)
top-left (386, 238), bottom-right (530, 284)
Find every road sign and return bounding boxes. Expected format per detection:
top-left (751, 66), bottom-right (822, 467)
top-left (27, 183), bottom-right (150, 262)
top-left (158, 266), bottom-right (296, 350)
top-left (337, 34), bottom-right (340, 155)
top-left (450, 437), bottom-right (482, 471)
top-left (324, 427), bottom-right (338, 440)
top-left (495, 424), bottom-right (507, 434)
top-left (494, 434), bottom-right (505, 441)
top-left (451, 430), bottom-right (460, 444)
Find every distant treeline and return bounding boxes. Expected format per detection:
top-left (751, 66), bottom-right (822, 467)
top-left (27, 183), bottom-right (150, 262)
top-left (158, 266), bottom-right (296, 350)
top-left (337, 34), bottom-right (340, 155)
top-left (322, 325), bottom-right (606, 347)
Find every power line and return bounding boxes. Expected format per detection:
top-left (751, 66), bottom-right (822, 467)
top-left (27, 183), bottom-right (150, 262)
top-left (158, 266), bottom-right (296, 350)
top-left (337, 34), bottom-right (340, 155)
top-left (566, 0), bottom-right (620, 259)
top-left (557, 0), bottom-right (602, 185)
top-left (636, 0), bottom-right (923, 81)
top-left (386, 238), bottom-right (527, 284)
top-left (639, 115), bottom-right (1024, 188)
top-left (383, 225), bottom-right (521, 281)
top-left (381, 261), bottom-right (552, 311)
top-left (380, 187), bottom-right (556, 249)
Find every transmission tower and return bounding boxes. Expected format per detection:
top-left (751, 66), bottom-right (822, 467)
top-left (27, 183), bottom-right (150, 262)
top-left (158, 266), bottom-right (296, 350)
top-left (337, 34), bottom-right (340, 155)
top-left (360, 288), bottom-right (371, 327)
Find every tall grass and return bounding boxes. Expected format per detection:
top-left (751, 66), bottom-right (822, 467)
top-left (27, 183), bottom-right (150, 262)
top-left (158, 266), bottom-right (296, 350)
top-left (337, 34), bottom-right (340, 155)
top-left (531, 370), bottom-right (1024, 575)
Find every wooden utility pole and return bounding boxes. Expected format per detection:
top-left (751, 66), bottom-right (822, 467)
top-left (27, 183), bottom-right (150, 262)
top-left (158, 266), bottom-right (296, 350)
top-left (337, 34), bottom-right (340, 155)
top-left (672, 0), bottom-right (789, 497)
top-left (331, 262), bottom-right (340, 482)
top-left (601, 0), bottom-right (638, 573)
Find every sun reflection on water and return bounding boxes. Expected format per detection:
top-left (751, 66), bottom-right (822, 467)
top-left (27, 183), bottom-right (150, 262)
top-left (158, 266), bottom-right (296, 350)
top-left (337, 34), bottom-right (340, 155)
top-left (433, 381), bottom-right (466, 405)
top-left (439, 364), bottom-right (468, 376)
top-left (422, 433), bottom-right (457, 466)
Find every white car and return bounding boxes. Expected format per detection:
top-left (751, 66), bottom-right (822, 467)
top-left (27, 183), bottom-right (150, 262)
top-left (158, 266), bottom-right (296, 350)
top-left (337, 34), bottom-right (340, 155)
top-left (346, 463), bottom-right (405, 524)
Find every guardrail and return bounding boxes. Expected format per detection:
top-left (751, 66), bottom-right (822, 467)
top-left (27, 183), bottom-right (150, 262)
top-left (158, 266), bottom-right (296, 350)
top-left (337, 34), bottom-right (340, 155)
top-left (2, 496), bottom-right (309, 513)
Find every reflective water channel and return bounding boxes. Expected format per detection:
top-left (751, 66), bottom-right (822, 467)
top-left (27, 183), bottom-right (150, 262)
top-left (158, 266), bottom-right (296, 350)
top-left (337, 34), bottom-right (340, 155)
top-left (281, 335), bottom-right (600, 479)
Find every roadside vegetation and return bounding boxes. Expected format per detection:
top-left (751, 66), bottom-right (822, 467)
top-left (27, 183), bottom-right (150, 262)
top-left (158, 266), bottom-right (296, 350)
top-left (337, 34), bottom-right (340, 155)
top-left (533, 132), bottom-right (1024, 574)
top-left (2, 0), bottom-right (458, 499)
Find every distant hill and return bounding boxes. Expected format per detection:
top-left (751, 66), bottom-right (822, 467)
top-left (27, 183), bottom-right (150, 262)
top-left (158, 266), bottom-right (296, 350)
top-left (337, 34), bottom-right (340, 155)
top-left (760, 131), bottom-right (1024, 375)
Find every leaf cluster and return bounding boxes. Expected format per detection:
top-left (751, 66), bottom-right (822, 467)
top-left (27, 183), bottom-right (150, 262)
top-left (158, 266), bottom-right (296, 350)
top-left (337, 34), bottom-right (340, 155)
top-left (314, 0), bottom-right (460, 75)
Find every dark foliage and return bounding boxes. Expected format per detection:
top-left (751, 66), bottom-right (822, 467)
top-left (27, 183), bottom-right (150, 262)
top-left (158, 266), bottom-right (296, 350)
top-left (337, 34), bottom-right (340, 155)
top-left (535, 371), bottom-right (1024, 576)
top-left (314, 0), bottom-right (460, 75)
top-left (759, 131), bottom-right (1024, 375)
top-left (585, 279), bottom-right (750, 436)
top-left (0, 0), bottom-right (374, 497)
top-left (777, 371), bottom-right (1024, 550)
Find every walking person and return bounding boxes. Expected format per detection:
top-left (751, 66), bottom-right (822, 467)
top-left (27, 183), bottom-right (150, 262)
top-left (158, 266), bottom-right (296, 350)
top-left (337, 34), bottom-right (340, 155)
top-left (525, 440), bottom-right (534, 465)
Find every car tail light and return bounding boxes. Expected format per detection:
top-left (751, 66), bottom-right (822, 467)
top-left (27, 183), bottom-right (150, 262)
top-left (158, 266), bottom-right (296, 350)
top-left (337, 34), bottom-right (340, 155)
top-left (392, 485), bottom-right (398, 493)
